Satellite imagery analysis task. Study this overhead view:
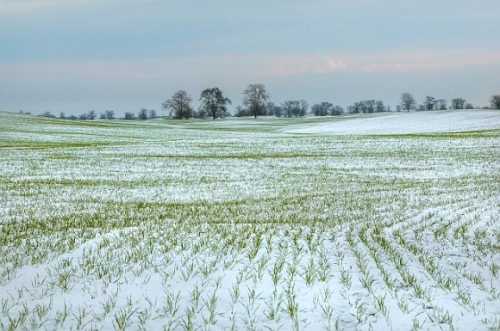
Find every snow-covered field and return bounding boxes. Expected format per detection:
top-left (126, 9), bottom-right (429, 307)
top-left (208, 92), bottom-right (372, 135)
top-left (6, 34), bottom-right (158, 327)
top-left (0, 111), bottom-right (499, 330)
top-left (283, 110), bottom-right (500, 135)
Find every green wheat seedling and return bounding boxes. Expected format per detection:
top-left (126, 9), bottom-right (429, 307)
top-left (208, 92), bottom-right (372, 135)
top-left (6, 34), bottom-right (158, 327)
top-left (318, 288), bottom-right (337, 331)
top-left (264, 288), bottom-right (283, 322)
top-left (0, 298), bottom-right (13, 316)
top-left (202, 287), bottom-right (219, 326)
top-left (137, 302), bottom-right (154, 330)
top-left (163, 290), bottom-right (181, 318)
top-left (270, 257), bottom-right (285, 287)
top-left (73, 307), bottom-right (90, 330)
top-left (3, 307), bottom-right (29, 331)
top-left (1, 113), bottom-right (499, 329)
top-left (55, 303), bottom-right (69, 327)
top-left (374, 294), bottom-right (388, 317)
top-left (397, 296), bottom-right (409, 314)
top-left (113, 305), bottom-right (137, 331)
top-left (340, 268), bottom-right (352, 289)
top-left (190, 285), bottom-right (202, 311)
top-left (100, 290), bottom-right (119, 319)
top-left (179, 307), bottom-right (195, 331)
top-left (241, 286), bottom-right (260, 331)
top-left (302, 258), bottom-right (317, 286)
top-left (411, 318), bottom-right (422, 331)
top-left (285, 282), bottom-right (299, 329)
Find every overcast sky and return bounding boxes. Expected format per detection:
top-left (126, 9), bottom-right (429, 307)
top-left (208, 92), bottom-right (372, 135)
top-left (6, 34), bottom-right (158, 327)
top-left (1, 0), bottom-right (499, 114)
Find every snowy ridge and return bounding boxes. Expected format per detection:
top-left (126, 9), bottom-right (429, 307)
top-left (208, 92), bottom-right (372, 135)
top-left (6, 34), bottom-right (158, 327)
top-left (283, 110), bottom-right (500, 135)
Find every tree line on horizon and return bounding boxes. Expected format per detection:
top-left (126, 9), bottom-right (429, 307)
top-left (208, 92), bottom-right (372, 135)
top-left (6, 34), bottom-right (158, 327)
top-left (35, 85), bottom-right (500, 120)
top-left (161, 85), bottom-right (500, 119)
top-left (36, 109), bottom-right (158, 121)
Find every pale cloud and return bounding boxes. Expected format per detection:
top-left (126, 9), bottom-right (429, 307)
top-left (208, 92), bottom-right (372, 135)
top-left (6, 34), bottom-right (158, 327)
top-left (353, 50), bottom-right (500, 73)
top-left (269, 50), bottom-right (500, 76)
top-left (3, 50), bottom-right (499, 84)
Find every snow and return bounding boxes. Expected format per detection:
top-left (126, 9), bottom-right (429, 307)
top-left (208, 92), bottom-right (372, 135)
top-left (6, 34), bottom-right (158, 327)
top-left (283, 110), bottom-right (500, 135)
top-left (0, 111), bottom-right (499, 330)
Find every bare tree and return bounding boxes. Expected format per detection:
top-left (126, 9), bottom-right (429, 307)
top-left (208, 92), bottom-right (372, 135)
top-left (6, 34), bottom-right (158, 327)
top-left (491, 95), bottom-right (500, 109)
top-left (375, 101), bottom-right (385, 112)
top-left (138, 108), bottom-right (148, 120)
top-left (312, 102), bottom-right (333, 116)
top-left (424, 96), bottom-right (436, 111)
top-left (105, 110), bottom-right (115, 120)
top-left (87, 110), bottom-right (96, 120)
top-left (266, 102), bottom-right (283, 117)
top-left (299, 100), bottom-right (308, 116)
top-left (435, 99), bottom-right (447, 110)
top-left (451, 98), bottom-right (466, 110)
top-left (243, 84), bottom-right (269, 118)
top-left (349, 100), bottom-right (385, 113)
top-left (199, 87), bottom-right (232, 120)
top-left (282, 100), bottom-right (308, 117)
top-left (124, 112), bottom-right (135, 120)
top-left (400, 93), bottom-right (416, 111)
top-left (162, 90), bottom-right (193, 119)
